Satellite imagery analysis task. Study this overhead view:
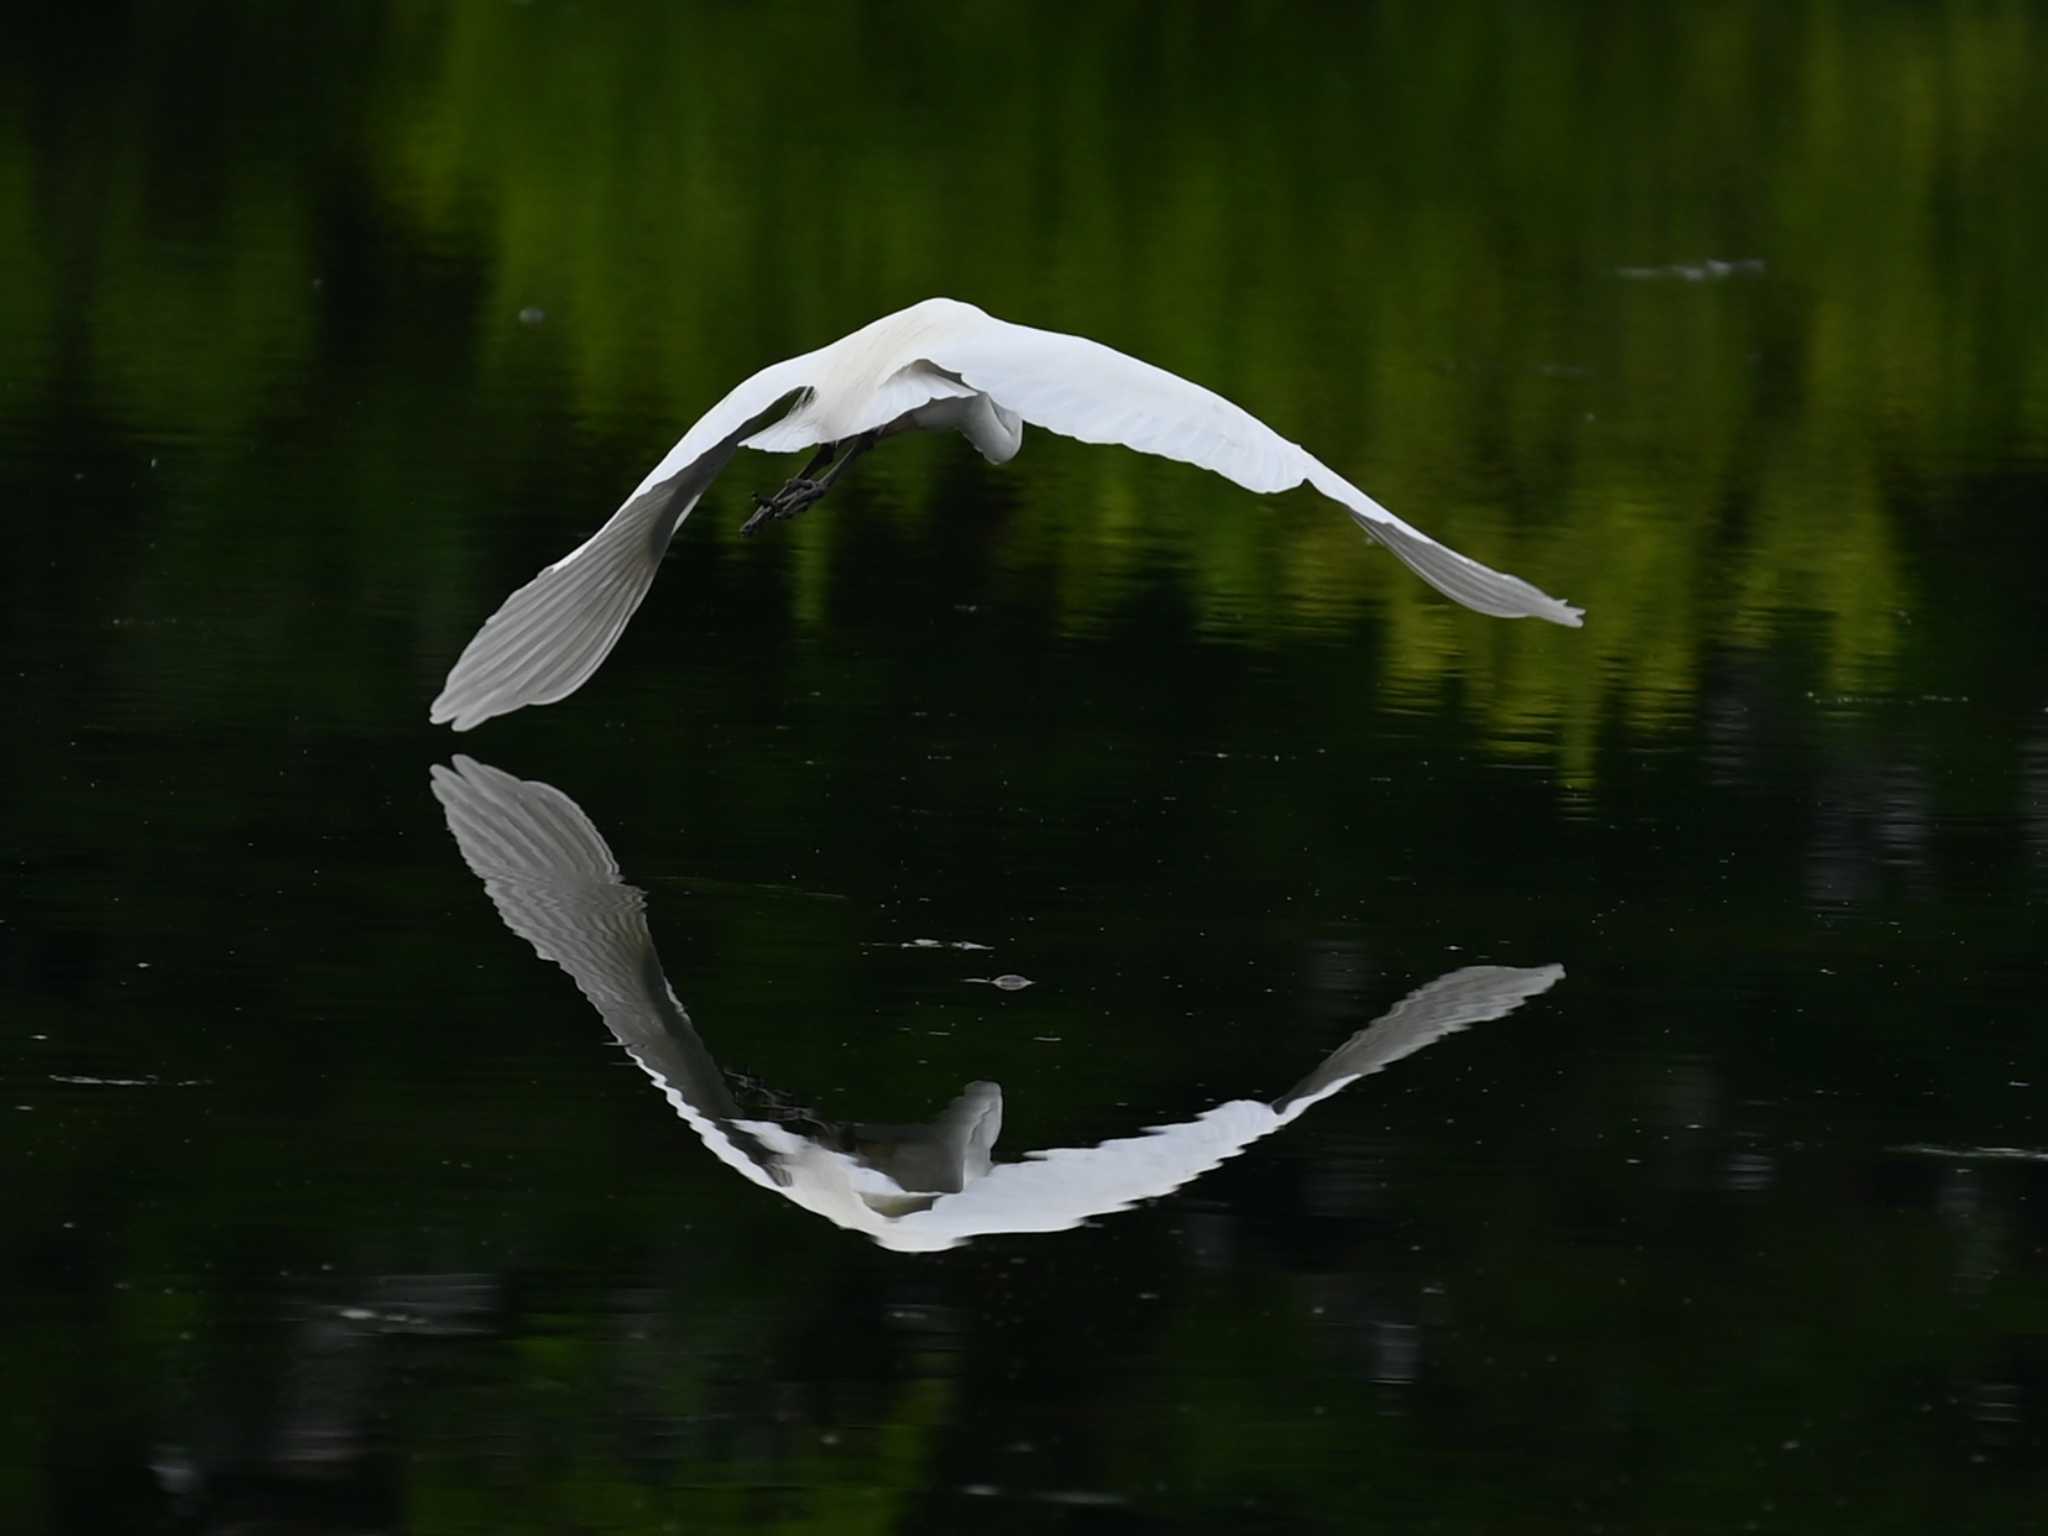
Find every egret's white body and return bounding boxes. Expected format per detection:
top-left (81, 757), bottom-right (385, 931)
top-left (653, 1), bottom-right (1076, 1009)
top-left (431, 298), bottom-right (1582, 731)
top-left (433, 755), bottom-right (1565, 1253)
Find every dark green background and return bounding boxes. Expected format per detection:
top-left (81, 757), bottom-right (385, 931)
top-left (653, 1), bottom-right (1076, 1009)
top-left (3, 2), bottom-right (2044, 1530)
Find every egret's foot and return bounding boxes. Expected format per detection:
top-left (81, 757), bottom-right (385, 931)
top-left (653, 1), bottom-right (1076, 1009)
top-left (740, 479), bottom-right (825, 537)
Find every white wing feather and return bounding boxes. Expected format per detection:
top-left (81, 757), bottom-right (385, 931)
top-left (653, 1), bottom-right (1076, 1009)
top-left (428, 358), bottom-right (816, 732)
top-left (921, 307), bottom-right (1583, 627)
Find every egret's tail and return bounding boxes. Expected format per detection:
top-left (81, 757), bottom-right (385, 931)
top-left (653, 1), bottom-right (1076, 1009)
top-left (430, 481), bottom-right (688, 732)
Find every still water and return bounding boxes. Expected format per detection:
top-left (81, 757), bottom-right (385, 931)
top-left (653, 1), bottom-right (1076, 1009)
top-left (5, 2), bottom-right (2045, 1531)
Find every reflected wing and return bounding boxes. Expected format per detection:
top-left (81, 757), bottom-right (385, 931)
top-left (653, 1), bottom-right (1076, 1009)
top-left (890, 963), bottom-right (1564, 1246)
top-left (1275, 963), bottom-right (1564, 1113)
top-left (430, 359), bottom-right (814, 731)
top-left (430, 755), bottom-right (781, 1185)
top-left (921, 310), bottom-right (1582, 626)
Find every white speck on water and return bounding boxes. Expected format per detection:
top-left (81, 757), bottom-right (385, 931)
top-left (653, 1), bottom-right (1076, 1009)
top-left (517, 306), bottom-right (546, 326)
top-left (49, 1075), bottom-right (159, 1087)
top-left (1615, 257), bottom-right (1766, 282)
top-left (1891, 1144), bottom-right (2048, 1163)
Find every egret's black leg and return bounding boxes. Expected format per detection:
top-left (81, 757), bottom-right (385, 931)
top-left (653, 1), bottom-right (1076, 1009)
top-left (742, 433), bottom-right (879, 537)
top-left (807, 431), bottom-right (877, 496)
top-left (741, 443), bottom-right (833, 537)
top-left (793, 442), bottom-right (839, 482)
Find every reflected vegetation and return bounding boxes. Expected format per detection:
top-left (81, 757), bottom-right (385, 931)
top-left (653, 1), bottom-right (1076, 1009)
top-left (435, 756), bottom-right (1563, 1250)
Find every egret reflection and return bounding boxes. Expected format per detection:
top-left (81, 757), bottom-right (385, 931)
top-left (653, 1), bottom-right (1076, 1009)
top-left (433, 756), bottom-right (1563, 1252)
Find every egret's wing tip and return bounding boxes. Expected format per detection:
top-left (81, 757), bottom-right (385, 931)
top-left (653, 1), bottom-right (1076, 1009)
top-left (428, 690), bottom-right (493, 732)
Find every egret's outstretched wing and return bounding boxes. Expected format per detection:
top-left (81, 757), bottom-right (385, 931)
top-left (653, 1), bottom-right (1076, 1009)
top-left (920, 310), bottom-right (1583, 626)
top-left (883, 962), bottom-right (1565, 1248)
top-left (430, 755), bottom-right (781, 1185)
top-left (429, 361), bottom-right (814, 732)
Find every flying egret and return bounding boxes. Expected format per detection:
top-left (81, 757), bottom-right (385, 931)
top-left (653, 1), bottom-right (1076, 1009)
top-left (432, 754), bottom-right (1565, 1252)
top-left (431, 297), bottom-right (1582, 731)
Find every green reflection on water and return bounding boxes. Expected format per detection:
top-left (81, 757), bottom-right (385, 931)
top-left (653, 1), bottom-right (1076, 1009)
top-left (9, 1), bottom-right (2044, 776)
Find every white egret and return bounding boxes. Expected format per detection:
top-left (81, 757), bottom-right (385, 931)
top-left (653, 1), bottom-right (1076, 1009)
top-left (430, 298), bottom-right (1582, 731)
top-left (432, 755), bottom-right (1565, 1252)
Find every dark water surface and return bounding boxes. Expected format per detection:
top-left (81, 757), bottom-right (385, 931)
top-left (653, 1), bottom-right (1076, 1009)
top-left (6, 3), bottom-right (2046, 1531)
